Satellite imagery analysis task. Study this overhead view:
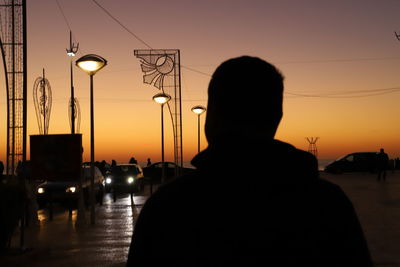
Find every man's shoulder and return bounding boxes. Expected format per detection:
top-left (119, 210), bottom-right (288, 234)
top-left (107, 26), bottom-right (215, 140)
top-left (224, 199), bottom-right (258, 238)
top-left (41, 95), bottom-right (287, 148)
top-left (273, 140), bottom-right (315, 158)
top-left (272, 140), bottom-right (319, 177)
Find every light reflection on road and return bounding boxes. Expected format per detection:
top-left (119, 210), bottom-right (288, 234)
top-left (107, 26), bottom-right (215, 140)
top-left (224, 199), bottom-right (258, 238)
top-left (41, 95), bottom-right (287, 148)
top-left (7, 192), bottom-right (149, 266)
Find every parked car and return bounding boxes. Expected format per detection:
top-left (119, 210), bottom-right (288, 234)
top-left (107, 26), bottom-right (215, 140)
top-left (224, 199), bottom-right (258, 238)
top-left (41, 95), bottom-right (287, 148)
top-left (324, 152), bottom-right (379, 174)
top-left (143, 161), bottom-right (194, 183)
top-left (104, 163), bottom-right (144, 193)
top-left (36, 165), bottom-right (105, 208)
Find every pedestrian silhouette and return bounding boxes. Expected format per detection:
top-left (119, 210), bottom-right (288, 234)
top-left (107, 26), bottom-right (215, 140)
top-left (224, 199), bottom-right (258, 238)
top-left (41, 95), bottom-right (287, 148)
top-left (99, 160), bottom-right (107, 176)
top-left (127, 56), bottom-right (372, 266)
top-left (146, 158), bottom-right (152, 166)
top-left (129, 157), bottom-right (138, 164)
top-left (111, 159), bottom-right (117, 172)
top-left (0, 160), bottom-right (4, 182)
top-left (377, 148), bottom-right (389, 182)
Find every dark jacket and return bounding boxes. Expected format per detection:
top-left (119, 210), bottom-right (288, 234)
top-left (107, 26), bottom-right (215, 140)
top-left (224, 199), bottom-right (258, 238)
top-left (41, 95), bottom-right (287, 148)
top-left (127, 139), bottom-right (372, 267)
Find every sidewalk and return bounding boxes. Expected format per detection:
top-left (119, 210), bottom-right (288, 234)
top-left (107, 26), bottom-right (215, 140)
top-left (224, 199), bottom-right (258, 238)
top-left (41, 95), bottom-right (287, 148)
top-left (322, 170), bottom-right (400, 267)
top-left (1, 192), bottom-right (147, 267)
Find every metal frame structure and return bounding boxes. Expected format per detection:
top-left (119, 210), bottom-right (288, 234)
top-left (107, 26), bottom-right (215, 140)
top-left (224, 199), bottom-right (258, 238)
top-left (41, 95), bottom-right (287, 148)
top-left (0, 0), bottom-right (27, 176)
top-left (134, 49), bottom-right (183, 172)
top-left (306, 137), bottom-right (319, 158)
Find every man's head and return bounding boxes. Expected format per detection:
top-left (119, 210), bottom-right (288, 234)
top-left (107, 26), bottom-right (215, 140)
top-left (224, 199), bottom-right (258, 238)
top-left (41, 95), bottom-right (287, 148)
top-left (204, 56), bottom-right (284, 144)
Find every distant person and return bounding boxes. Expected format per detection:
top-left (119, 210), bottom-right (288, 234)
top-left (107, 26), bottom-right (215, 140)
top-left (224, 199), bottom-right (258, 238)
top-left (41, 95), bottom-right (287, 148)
top-left (127, 56), bottom-right (372, 266)
top-left (0, 160), bottom-right (4, 182)
top-left (146, 158), bottom-right (152, 166)
top-left (16, 161), bottom-right (23, 178)
top-left (377, 148), bottom-right (389, 182)
top-left (99, 160), bottom-right (107, 176)
top-left (129, 157), bottom-right (138, 164)
top-left (111, 159), bottom-right (117, 172)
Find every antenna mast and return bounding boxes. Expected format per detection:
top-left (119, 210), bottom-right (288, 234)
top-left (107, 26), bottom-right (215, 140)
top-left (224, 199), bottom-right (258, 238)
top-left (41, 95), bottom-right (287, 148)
top-left (306, 137), bottom-right (319, 158)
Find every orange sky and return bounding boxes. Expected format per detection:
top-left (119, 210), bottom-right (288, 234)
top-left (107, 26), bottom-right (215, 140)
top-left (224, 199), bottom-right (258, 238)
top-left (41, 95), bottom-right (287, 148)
top-left (1, 0), bottom-right (400, 166)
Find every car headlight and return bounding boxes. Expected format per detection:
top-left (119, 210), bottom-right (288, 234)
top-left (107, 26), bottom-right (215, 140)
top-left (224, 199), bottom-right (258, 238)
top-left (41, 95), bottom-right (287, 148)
top-left (105, 177), bottom-right (112, 184)
top-left (38, 187), bottom-right (45, 194)
top-left (127, 177), bottom-right (134, 184)
top-left (66, 186), bottom-right (76, 193)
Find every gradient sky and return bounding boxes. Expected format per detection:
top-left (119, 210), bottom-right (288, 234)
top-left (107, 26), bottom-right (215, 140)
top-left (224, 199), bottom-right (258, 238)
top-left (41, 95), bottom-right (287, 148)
top-left (1, 0), bottom-right (400, 165)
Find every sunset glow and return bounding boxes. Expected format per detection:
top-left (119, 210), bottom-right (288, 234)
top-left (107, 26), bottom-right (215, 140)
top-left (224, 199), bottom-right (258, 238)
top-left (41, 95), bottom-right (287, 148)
top-left (0, 0), bottom-right (399, 167)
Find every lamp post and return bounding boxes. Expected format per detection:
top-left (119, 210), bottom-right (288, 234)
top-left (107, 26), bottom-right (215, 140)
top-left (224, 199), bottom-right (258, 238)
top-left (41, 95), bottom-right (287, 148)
top-left (191, 105), bottom-right (206, 154)
top-left (76, 54), bottom-right (107, 225)
top-left (66, 31), bottom-right (79, 134)
top-left (152, 92), bottom-right (171, 184)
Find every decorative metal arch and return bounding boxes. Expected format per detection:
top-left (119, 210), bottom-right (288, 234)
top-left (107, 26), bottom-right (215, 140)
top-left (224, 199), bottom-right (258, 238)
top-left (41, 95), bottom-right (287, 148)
top-left (134, 49), bottom-right (183, 171)
top-left (0, 0), bottom-right (27, 176)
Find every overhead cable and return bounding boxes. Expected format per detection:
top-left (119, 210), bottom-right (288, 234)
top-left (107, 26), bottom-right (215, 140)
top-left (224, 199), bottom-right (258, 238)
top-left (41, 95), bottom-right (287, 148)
top-left (91, 0), bottom-right (153, 49)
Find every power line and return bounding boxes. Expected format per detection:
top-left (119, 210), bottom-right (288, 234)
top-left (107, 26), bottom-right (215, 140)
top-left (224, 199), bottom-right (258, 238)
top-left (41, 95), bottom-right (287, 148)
top-left (89, 0), bottom-right (215, 78)
top-left (181, 65), bottom-right (211, 77)
top-left (90, 0), bottom-right (152, 49)
top-left (276, 56), bottom-right (400, 65)
top-left (285, 87), bottom-right (400, 98)
top-left (55, 0), bottom-right (71, 31)
top-left (55, 0), bottom-right (85, 55)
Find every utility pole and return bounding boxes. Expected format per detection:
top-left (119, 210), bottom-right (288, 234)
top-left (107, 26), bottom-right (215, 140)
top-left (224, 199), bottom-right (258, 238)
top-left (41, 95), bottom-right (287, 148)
top-left (306, 137), bottom-right (319, 158)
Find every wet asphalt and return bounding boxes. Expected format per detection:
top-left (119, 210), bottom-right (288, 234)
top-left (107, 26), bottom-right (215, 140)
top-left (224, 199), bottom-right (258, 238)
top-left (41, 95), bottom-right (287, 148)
top-left (2, 191), bottom-right (147, 267)
top-left (2, 171), bottom-right (400, 267)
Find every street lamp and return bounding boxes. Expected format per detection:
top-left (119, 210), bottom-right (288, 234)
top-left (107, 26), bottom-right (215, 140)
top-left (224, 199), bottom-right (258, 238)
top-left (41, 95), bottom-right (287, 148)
top-left (191, 105), bottom-right (206, 154)
top-left (76, 54), bottom-right (107, 225)
top-left (152, 92), bottom-right (171, 184)
top-left (66, 31), bottom-right (79, 134)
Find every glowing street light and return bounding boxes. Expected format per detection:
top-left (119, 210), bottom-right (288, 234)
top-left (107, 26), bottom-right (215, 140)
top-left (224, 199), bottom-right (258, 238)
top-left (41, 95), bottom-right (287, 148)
top-left (76, 54), bottom-right (107, 75)
top-left (152, 92), bottom-right (171, 184)
top-left (191, 105), bottom-right (206, 154)
top-left (76, 54), bottom-right (107, 225)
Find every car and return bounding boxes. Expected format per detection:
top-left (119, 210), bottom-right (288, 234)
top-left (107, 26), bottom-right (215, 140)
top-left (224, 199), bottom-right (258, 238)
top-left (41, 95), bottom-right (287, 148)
top-left (324, 152), bottom-right (379, 174)
top-left (104, 163), bottom-right (144, 193)
top-left (36, 165), bottom-right (105, 208)
top-left (143, 161), bottom-right (194, 183)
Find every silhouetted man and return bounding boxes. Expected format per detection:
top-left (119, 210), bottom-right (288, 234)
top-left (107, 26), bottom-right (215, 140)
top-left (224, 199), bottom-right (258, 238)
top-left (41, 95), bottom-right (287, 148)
top-left (127, 56), bottom-right (372, 266)
top-left (377, 148), bottom-right (389, 182)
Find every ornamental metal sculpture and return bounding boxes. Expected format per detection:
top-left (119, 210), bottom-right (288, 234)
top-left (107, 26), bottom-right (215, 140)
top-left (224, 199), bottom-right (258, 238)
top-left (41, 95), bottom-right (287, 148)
top-left (134, 49), bottom-right (183, 172)
top-left (68, 97), bottom-right (81, 133)
top-left (33, 69), bottom-right (52, 135)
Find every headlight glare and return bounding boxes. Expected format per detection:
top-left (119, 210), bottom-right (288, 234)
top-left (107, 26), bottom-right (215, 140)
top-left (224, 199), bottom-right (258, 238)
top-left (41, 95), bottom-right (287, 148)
top-left (106, 177), bottom-right (112, 184)
top-left (66, 186), bottom-right (76, 193)
top-left (38, 188), bottom-right (45, 194)
top-left (127, 177), bottom-right (134, 184)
